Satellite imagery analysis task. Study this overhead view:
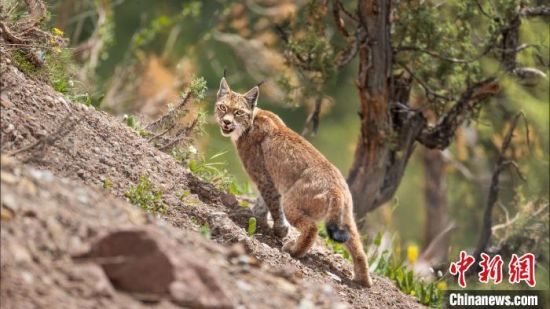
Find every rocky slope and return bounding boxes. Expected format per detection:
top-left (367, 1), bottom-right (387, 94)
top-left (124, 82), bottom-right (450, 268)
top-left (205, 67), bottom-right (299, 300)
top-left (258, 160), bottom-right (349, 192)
top-left (0, 49), bottom-right (423, 308)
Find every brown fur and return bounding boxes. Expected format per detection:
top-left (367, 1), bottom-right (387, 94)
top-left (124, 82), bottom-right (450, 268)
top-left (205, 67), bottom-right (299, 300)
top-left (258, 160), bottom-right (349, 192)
top-left (214, 78), bottom-right (373, 287)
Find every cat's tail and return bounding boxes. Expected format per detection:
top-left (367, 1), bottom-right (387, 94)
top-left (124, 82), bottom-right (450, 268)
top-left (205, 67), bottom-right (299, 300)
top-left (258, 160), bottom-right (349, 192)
top-left (325, 190), bottom-right (349, 243)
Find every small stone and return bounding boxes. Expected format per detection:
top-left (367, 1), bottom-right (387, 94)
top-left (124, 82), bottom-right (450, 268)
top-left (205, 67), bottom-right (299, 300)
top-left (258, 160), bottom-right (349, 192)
top-left (21, 271), bottom-right (34, 284)
top-left (4, 124), bottom-right (14, 133)
top-left (227, 243), bottom-right (246, 259)
top-left (77, 170), bottom-right (86, 179)
top-left (0, 94), bottom-right (12, 108)
top-left (0, 171), bottom-right (17, 184)
top-left (325, 271), bottom-right (342, 283)
top-left (8, 241), bottom-right (32, 264)
top-left (29, 169), bottom-right (54, 182)
top-left (87, 228), bottom-right (234, 309)
top-left (1, 206), bottom-right (14, 221)
top-left (220, 193), bottom-right (238, 207)
top-left (17, 178), bottom-right (37, 196)
top-left (235, 280), bottom-right (252, 292)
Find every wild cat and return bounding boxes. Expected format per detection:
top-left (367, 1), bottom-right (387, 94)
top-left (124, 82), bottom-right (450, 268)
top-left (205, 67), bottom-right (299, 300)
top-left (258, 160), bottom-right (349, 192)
top-left (214, 77), bottom-right (372, 287)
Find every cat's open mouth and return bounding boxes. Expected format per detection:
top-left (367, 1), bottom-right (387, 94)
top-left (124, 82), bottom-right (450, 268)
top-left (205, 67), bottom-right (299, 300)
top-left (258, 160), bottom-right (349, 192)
top-left (221, 126), bottom-right (234, 134)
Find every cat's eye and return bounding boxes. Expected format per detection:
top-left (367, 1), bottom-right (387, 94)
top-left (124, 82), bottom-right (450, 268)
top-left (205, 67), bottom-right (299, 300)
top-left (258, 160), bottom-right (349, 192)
top-left (234, 110), bottom-right (246, 116)
top-left (217, 104), bottom-right (227, 112)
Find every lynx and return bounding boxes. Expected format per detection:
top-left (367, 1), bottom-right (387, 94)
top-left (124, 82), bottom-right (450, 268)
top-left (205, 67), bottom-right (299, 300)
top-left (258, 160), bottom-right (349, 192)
top-left (214, 77), bottom-right (373, 287)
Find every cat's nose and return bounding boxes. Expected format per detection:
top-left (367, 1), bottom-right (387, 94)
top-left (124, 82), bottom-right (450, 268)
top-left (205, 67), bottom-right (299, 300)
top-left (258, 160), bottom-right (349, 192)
top-left (223, 119), bottom-right (232, 125)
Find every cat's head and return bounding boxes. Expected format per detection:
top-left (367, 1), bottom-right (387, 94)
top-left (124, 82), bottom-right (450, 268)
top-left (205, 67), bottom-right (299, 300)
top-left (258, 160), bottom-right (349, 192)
top-left (214, 77), bottom-right (259, 141)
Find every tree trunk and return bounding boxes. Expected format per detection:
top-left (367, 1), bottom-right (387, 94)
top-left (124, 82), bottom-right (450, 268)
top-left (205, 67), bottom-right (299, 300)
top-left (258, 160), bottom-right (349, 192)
top-left (421, 148), bottom-right (450, 262)
top-left (347, 0), bottom-right (392, 222)
top-left (346, 1), bottom-right (499, 224)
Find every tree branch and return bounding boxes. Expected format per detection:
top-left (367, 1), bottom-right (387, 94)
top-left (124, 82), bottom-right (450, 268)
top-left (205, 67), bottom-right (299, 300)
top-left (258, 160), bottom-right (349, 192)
top-left (416, 78), bottom-right (500, 150)
top-left (471, 112), bottom-right (527, 265)
top-left (396, 45), bottom-right (492, 64)
top-left (301, 95), bottom-right (323, 136)
top-left (331, 0), bottom-right (351, 38)
top-left (371, 107), bottom-right (427, 208)
top-left (399, 64), bottom-right (453, 102)
top-left (15, 0), bottom-right (47, 31)
top-left (475, 0), bottom-right (496, 19)
top-left (146, 92), bottom-right (192, 132)
top-left (521, 6), bottom-right (550, 17)
top-left (0, 22), bottom-right (26, 44)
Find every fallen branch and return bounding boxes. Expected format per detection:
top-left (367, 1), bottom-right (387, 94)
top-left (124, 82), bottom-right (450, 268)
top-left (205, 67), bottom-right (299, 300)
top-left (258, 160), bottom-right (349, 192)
top-left (0, 22), bottom-right (26, 44)
top-left (9, 114), bottom-right (80, 162)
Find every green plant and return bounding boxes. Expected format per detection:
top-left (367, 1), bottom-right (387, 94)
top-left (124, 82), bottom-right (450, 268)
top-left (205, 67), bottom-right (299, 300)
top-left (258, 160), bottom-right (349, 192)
top-left (172, 147), bottom-right (247, 195)
top-left (189, 75), bottom-right (207, 100)
top-left (124, 174), bottom-right (167, 214)
top-left (8, 24), bottom-right (103, 108)
top-left (190, 216), bottom-right (211, 239)
top-left (318, 226), bottom-right (443, 307)
top-left (247, 217), bottom-right (257, 236)
top-left (177, 189), bottom-right (191, 200)
top-left (199, 223), bottom-right (211, 239)
top-left (102, 178), bottom-right (112, 190)
top-left (124, 114), bottom-right (150, 137)
top-left (368, 233), bottom-right (444, 307)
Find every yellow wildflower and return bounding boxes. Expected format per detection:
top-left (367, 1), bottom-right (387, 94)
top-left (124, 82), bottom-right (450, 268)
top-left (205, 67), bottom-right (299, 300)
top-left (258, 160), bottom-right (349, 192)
top-left (407, 244), bottom-right (419, 264)
top-left (52, 27), bottom-right (64, 36)
top-left (436, 281), bottom-right (447, 291)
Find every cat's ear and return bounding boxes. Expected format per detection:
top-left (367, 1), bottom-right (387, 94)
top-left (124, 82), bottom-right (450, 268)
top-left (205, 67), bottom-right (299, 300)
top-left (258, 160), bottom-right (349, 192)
top-left (217, 77), bottom-right (231, 99)
top-left (243, 86), bottom-right (259, 109)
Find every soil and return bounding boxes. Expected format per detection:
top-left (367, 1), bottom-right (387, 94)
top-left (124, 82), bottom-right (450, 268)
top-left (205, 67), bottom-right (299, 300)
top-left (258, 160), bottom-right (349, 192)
top-left (0, 49), bottom-right (424, 308)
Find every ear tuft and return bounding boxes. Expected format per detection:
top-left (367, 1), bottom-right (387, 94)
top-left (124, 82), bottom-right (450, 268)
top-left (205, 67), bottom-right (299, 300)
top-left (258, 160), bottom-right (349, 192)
top-left (244, 86), bottom-right (259, 108)
top-left (217, 77), bottom-right (230, 99)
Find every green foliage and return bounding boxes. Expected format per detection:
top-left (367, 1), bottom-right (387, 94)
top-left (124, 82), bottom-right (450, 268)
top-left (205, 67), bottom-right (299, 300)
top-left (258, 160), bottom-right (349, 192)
top-left (247, 217), bottom-right (257, 236)
top-left (130, 1), bottom-right (202, 56)
top-left (124, 174), bottom-right (167, 214)
top-left (189, 75), bottom-right (208, 100)
top-left (368, 233), bottom-right (444, 307)
top-left (171, 147), bottom-right (246, 195)
top-left (102, 178), bottom-right (113, 190)
top-left (318, 225), bottom-right (443, 307)
top-left (8, 23), bottom-right (101, 108)
top-left (124, 115), bottom-right (149, 137)
top-left (199, 223), bottom-right (211, 239)
top-left (191, 216), bottom-right (211, 239)
top-left (10, 47), bottom-right (76, 95)
top-left (11, 51), bottom-right (37, 76)
top-left (278, 2), bottom-right (335, 103)
top-left (178, 189), bottom-right (191, 200)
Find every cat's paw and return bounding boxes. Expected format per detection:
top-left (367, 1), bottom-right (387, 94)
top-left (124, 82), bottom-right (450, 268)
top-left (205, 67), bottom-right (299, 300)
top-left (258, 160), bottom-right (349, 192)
top-left (273, 223), bottom-right (289, 238)
top-left (282, 240), bottom-right (296, 254)
top-left (353, 275), bottom-right (373, 288)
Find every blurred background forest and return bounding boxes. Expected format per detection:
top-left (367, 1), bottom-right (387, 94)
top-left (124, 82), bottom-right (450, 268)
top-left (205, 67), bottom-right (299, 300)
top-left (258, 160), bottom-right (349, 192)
top-left (5, 0), bottom-right (548, 294)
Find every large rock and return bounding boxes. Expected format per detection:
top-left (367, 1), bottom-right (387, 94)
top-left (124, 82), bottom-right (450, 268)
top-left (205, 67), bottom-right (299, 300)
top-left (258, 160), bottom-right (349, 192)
top-left (84, 228), bottom-right (234, 308)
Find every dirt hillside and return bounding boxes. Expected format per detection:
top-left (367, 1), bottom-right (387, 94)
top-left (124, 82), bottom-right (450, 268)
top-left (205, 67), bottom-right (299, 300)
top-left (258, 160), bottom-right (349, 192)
top-left (0, 49), bottom-right (423, 308)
